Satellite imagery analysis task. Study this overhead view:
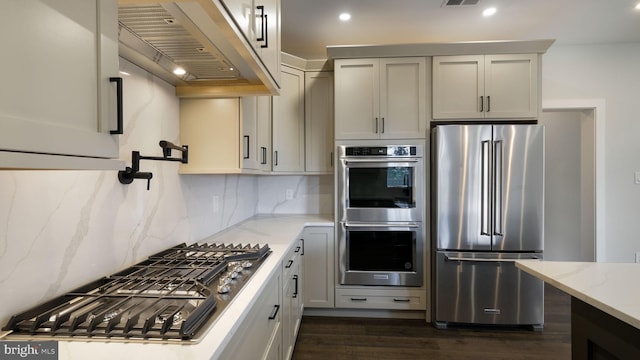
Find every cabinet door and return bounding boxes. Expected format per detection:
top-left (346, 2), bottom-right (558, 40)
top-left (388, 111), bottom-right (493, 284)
top-left (272, 66), bottom-right (304, 172)
top-left (220, 0), bottom-right (254, 42)
top-left (484, 54), bottom-right (538, 119)
top-left (334, 59), bottom-right (380, 139)
top-left (0, 0), bottom-right (120, 166)
top-left (432, 55), bottom-right (485, 119)
top-left (305, 71), bottom-right (334, 173)
top-left (243, 95), bottom-right (272, 171)
top-left (379, 58), bottom-right (427, 139)
top-left (302, 227), bottom-right (335, 308)
top-left (255, 0), bottom-right (281, 86)
top-left (179, 98), bottom-right (241, 174)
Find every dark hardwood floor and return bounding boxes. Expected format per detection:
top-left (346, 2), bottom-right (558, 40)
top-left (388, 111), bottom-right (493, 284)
top-left (292, 284), bottom-right (571, 359)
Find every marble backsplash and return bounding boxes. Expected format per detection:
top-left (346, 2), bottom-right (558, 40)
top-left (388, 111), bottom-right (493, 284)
top-left (0, 59), bottom-right (333, 327)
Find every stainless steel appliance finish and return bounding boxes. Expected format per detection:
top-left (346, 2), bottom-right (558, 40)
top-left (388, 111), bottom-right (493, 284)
top-left (2, 242), bottom-right (270, 343)
top-left (432, 124), bottom-right (544, 328)
top-left (337, 145), bottom-right (424, 223)
top-left (338, 221), bottom-right (423, 287)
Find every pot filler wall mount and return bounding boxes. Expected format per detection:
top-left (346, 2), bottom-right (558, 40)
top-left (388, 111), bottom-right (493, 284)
top-left (118, 140), bottom-right (189, 190)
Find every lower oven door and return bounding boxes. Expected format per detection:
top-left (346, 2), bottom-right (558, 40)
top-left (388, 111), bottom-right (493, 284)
top-left (338, 222), bottom-right (423, 287)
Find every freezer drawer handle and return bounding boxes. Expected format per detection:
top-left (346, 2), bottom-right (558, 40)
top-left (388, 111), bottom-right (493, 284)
top-left (344, 159), bottom-right (420, 164)
top-left (345, 223), bottom-right (420, 228)
top-left (445, 256), bottom-right (540, 263)
top-left (484, 308), bottom-right (501, 315)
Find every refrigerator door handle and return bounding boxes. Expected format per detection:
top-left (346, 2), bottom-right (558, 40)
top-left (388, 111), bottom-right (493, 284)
top-left (481, 140), bottom-right (491, 236)
top-left (493, 140), bottom-right (504, 236)
top-left (445, 256), bottom-right (541, 263)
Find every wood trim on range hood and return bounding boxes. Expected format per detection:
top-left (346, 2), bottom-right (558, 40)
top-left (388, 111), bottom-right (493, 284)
top-left (118, 0), bottom-right (280, 97)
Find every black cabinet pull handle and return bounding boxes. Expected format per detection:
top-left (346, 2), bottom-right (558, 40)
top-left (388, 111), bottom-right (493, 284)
top-left (487, 95), bottom-right (491, 112)
top-left (268, 304), bottom-right (280, 320)
top-left (243, 135), bottom-right (250, 159)
top-left (256, 6), bottom-right (265, 42)
top-left (285, 259), bottom-right (294, 268)
top-left (294, 246), bottom-right (301, 253)
top-left (274, 150), bottom-right (278, 166)
top-left (300, 238), bottom-right (305, 255)
top-left (293, 275), bottom-right (299, 298)
top-left (109, 77), bottom-right (123, 135)
top-left (393, 298), bottom-right (411, 302)
top-left (261, 14), bottom-right (268, 48)
top-left (479, 95), bottom-right (484, 112)
top-left (350, 297), bottom-right (367, 302)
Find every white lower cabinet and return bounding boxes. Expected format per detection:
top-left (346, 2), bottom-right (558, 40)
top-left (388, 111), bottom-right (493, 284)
top-left (282, 239), bottom-right (304, 360)
top-left (335, 287), bottom-right (426, 310)
top-left (218, 270), bottom-right (282, 360)
top-left (302, 227), bottom-right (334, 308)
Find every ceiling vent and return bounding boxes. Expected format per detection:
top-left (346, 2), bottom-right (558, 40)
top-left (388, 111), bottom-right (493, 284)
top-left (443, 0), bottom-right (480, 6)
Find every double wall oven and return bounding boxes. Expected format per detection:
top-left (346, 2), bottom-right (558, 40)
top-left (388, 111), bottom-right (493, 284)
top-left (337, 144), bottom-right (425, 287)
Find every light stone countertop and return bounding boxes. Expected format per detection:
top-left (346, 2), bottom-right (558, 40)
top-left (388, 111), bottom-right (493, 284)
top-left (53, 214), bottom-right (333, 360)
top-left (515, 260), bottom-right (640, 329)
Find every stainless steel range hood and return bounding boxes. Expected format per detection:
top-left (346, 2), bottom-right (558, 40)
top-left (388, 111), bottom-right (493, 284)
top-left (118, 1), bottom-right (280, 97)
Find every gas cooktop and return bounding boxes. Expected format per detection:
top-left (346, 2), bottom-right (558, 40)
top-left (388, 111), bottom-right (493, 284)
top-left (2, 242), bottom-right (270, 343)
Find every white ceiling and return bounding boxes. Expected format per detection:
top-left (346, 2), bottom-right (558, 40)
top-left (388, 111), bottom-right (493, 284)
top-left (281, 0), bottom-right (640, 59)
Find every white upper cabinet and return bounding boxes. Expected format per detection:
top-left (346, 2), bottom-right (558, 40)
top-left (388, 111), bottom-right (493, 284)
top-left (334, 58), bottom-right (427, 140)
top-left (241, 95), bottom-right (272, 172)
top-left (272, 66), bottom-right (304, 173)
top-left (305, 71), bottom-right (334, 174)
top-left (0, 0), bottom-right (122, 169)
top-left (432, 54), bottom-right (539, 120)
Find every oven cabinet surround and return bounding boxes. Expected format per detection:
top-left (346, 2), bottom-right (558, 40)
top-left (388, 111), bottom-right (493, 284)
top-left (334, 57), bottom-right (428, 140)
top-left (432, 54), bottom-right (539, 120)
top-left (334, 287), bottom-right (426, 310)
top-left (302, 226), bottom-right (335, 308)
top-left (0, 0), bottom-right (123, 170)
top-left (48, 215), bottom-right (332, 359)
top-left (516, 261), bottom-right (640, 359)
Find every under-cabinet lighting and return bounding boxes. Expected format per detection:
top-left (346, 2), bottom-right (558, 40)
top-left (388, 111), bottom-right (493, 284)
top-left (173, 67), bottom-right (187, 76)
top-left (339, 13), bottom-right (351, 21)
top-left (635, 2), bottom-right (640, 10)
top-left (482, 7), bottom-right (497, 16)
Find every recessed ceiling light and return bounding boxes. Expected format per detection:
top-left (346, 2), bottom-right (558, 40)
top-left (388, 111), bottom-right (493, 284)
top-left (482, 7), bottom-right (497, 16)
top-left (173, 67), bottom-right (186, 76)
top-left (635, 2), bottom-right (640, 10)
top-left (339, 13), bottom-right (351, 21)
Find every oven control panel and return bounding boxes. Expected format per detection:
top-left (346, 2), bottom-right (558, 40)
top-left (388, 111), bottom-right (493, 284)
top-left (344, 146), bottom-right (418, 157)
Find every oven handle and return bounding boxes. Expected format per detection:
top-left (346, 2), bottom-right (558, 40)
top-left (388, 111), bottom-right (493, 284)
top-left (345, 222), bottom-right (420, 228)
top-left (344, 158), bottom-right (420, 164)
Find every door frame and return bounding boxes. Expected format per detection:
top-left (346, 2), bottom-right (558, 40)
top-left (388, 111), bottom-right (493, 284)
top-left (542, 99), bottom-right (606, 261)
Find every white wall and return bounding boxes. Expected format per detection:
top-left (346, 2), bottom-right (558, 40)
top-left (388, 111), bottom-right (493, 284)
top-left (0, 59), bottom-right (331, 327)
top-left (542, 42), bottom-right (640, 262)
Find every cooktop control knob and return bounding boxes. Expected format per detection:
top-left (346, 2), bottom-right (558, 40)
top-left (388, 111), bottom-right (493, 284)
top-left (217, 283), bottom-right (231, 294)
top-left (242, 261), bottom-right (253, 268)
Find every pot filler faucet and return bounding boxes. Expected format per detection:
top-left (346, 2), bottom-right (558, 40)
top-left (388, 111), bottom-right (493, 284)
top-left (118, 140), bottom-right (188, 190)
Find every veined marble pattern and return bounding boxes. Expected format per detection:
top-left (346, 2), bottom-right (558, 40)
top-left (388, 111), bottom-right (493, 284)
top-left (257, 174), bottom-right (334, 214)
top-left (516, 260), bottom-right (640, 329)
top-left (0, 59), bottom-right (270, 327)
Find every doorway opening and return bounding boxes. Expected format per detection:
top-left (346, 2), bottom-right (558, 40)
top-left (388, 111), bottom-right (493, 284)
top-left (541, 99), bottom-right (605, 262)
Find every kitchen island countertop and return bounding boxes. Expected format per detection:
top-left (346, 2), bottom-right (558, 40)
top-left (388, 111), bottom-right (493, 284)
top-left (53, 214), bottom-right (333, 359)
top-left (515, 260), bottom-right (640, 329)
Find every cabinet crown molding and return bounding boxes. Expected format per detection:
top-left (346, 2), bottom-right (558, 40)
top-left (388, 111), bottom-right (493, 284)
top-left (327, 39), bottom-right (555, 59)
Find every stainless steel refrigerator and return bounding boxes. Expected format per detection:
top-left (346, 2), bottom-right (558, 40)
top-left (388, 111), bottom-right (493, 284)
top-left (432, 124), bottom-right (544, 329)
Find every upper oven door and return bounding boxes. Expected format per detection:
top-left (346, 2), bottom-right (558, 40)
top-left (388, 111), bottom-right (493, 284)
top-left (338, 157), bottom-right (423, 222)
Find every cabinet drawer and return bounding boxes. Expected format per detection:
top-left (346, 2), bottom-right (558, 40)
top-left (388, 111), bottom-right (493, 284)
top-left (335, 288), bottom-right (425, 310)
